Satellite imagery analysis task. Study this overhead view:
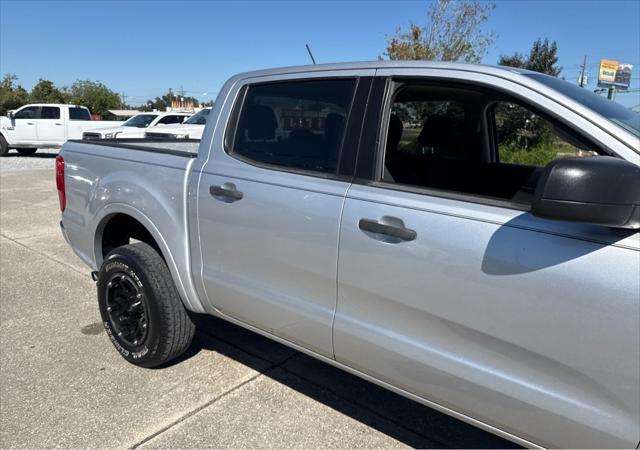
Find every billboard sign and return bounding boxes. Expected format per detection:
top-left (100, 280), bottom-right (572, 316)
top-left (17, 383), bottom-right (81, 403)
top-left (598, 59), bottom-right (633, 89)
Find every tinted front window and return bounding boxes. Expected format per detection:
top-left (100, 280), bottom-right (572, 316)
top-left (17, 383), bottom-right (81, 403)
top-left (382, 83), bottom-right (602, 204)
top-left (14, 106), bottom-right (40, 119)
top-left (229, 79), bottom-right (355, 174)
top-left (41, 107), bottom-right (60, 119)
top-left (524, 72), bottom-right (640, 136)
top-left (69, 107), bottom-right (91, 120)
top-left (185, 108), bottom-right (210, 125)
top-left (123, 114), bottom-right (158, 128)
top-left (494, 102), bottom-right (598, 166)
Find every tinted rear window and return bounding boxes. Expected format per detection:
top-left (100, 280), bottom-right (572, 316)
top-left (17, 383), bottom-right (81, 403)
top-left (69, 107), bottom-right (91, 121)
top-left (41, 106), bottom-right (60, 119)
top-left (228, 79), bottom-right (356, 174)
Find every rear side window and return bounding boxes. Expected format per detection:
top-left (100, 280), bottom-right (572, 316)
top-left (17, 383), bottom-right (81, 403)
top-left (41, 106), bottom-right (60, 119)
top-left (228, 79), bottom-right (356, 174)
top-left (69, 107), bottom-right (91, 121)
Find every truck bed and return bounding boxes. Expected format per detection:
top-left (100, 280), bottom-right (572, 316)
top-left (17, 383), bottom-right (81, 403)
top-left (67, 138), bottom-right (200, 157)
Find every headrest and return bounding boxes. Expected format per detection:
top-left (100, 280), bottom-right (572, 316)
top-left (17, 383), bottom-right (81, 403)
top-left (325, 113), bottom-right (345, 136)
top-left (418, 114), bottom-right (458, 147)
top-left (246, 105), bottom-right (277, 140)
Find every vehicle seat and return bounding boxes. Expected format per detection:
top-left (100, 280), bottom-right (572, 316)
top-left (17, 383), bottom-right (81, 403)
top-left (246, 105), bottom-right (278, 141)
top-left (239, 105), bottom-right (279, 161)
top-left (385, 114), bottom-right (422, 185)
top-left (418, 114), bottom-right (474, 192)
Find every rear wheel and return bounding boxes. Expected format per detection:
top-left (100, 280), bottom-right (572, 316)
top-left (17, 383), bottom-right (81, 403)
top-left (0, 135), bottom-right (9, 156)
top-left (97, 242), bottom-right (195, 368)
top-left (17, 148), bottom-right (37, 156)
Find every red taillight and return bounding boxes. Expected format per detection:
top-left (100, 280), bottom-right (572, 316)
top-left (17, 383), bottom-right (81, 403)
top-left (55, 155), bottom-right (66, 212)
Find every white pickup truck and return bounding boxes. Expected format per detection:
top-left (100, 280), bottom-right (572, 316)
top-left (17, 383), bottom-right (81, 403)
top-left (82, 111), bottom-right (192, 140)
top-left (0, 103), bottom-right (123, 156)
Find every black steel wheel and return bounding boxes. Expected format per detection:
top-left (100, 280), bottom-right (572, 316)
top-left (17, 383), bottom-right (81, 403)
top-left (97, 242), bottom-right (195, 368)
top-left (104, 272), bottom-right (149, 347)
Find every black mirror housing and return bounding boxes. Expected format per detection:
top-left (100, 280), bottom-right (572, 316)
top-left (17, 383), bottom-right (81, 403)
top-left (532, 156), bottom-right (640, 229)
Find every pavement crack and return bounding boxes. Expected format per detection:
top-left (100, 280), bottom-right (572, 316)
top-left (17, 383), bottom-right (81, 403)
top-left (130, 352), bottom-right (299, 449)
top-left (0, 232), bottom-right (87, 277)
top-left (199, 328), bottom-right (446, 446)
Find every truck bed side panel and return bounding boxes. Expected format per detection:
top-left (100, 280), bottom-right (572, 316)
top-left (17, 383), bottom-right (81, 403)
top-left (59, 141), bottom-right (207, 313)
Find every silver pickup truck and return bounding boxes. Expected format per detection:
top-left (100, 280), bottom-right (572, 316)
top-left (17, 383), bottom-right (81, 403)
top-left (58, 61), bottom-right (639, 449)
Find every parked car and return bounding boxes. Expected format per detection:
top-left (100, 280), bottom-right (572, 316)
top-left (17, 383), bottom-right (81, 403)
top-left (81, 111), bottom-right (191, 140)
top-left (57, 61), bottom-right (640, 449)
top-left (0, 104), bottom-right (124, 156)
top-left (144, 107), bottom-right (212, 140)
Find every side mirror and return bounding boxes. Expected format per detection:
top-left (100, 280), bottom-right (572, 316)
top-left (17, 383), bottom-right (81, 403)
top-left (532, 156), bottom-right (639, 229)
top-left (7, 111), bottom-right (14, 119)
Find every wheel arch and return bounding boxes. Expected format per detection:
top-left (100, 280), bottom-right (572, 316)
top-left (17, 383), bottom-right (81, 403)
top-left (92, 204), bottom-right (206, 313)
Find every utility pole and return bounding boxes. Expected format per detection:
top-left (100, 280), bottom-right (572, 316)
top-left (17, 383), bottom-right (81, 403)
top-left (578, 55), bottom-right (587, 87)
top-left (121, 92), bottom-right (126, 109)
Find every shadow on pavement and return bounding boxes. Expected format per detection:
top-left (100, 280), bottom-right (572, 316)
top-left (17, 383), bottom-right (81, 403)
top-left (4, 151), bottom-right (59, 158)
top-left (174, 314), bottom-right (521, 449)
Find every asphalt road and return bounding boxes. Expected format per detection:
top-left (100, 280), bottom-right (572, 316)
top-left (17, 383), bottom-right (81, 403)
top-left (0, 154), bottom-right (518, 448)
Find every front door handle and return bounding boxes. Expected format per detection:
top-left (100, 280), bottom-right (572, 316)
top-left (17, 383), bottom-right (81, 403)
top-left (55, 123), bottom-right (63, 126)
top-left (209, 183), bottom-right (243, 203)
top-left (359, 217), bottom-right (416, 242)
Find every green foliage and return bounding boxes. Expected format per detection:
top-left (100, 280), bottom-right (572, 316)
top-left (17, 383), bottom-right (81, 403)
top-left (495, 39), bottom-right (561, 163)
top-left (30, 79), bottom-right (69, 104)
top-left (0, 74), bottom-right (29, 115)
top-left (499, 141), bottom-right (558, 166)
top-left (383, 0), bottom-right (495, 62)
top-left (499, 37), bottom-right (561, 76)
top-left (0, 74), bottom-right (122, 116)
top-left (67, 80), bottom-right (121, 116)
top-left (494, 102), bottom-right (553, 150)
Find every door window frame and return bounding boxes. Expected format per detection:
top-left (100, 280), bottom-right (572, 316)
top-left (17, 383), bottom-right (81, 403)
top-left (354, 74), bottom-right (614, 211)
top-left (222, 76), bottom-right (368, 182)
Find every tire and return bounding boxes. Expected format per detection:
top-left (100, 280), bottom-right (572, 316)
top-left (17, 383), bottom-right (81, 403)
top-left (0, 135), bottom-right (9, 157)
top-left (17, 148), bottom-right (37, 156)
top-left (97, 242), bottom-right (195, 368)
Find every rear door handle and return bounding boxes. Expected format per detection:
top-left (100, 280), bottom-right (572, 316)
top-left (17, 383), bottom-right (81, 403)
top-left (359, 217), bottom-right (416, 242)
top-left (209, 183), bottom-right (243, 202)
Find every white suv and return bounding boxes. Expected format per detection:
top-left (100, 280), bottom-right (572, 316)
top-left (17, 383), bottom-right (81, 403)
top-left (144, 107), bottom-right (211, 140)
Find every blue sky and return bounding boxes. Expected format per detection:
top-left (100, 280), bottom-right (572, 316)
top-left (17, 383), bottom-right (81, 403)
top-left (1, 0), bottom-right (639, 108)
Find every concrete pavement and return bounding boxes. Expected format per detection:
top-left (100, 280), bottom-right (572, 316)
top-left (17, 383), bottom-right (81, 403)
top-left (0, 166), bottom-right (517, 448)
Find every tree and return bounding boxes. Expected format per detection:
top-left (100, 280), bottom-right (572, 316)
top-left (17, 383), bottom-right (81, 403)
top-left (382, 0), bottom-right (495, 62)
top-left (0, 74), bottom-right (29, 115)
top-left (67, 80), bottom-right (121, 116)
top-left (496, 39), bottom-right (562, 158)
top-left (138, 89), bottom-right (200, 112)
top-left (30, 79), bottom-right (69, 104)
top-left (498, 38), bottom-right (561, 76)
